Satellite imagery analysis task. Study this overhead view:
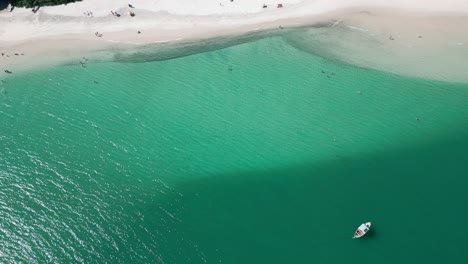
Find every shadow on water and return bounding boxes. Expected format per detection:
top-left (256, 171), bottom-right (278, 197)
top-left (171, 128), bottom-right (468, 264)
top-left (365, 228), bottom-right (377, 239)
top-left (111, 21), bottom-right (336, 64)
top-left (111, 31), bottom-right (270, 64)
top-left (112, 31), bottom-right (277, 64)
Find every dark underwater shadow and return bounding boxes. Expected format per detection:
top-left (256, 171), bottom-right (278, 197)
top-left (170, 129), bottom-right (468, 263)
top-left (365, 228), bottom-right (377, 238)
top-left (112, 32), bottom-right (269, 63)
top-left (110, 21), bottom-right (336, 64)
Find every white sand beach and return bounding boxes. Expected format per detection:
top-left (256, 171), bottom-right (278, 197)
top-left (1, 0), bottom-right (468, 81)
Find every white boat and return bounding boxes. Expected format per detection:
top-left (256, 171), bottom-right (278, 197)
top-left (352, 222), bottom-right (371, 239)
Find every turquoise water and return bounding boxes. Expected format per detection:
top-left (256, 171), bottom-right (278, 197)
top-left (1, 32), bottom-right (468, 263)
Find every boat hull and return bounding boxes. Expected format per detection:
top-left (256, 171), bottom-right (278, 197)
top-left (352, 222), bottom-right (371, 239)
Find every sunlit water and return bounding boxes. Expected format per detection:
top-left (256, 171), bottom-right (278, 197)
top-left (1, 31), bottom-right (467, 263)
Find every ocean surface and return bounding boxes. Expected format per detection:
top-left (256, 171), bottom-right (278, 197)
top-left (1, 30), bottom-right (468, 263)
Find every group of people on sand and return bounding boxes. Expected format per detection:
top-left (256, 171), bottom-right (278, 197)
top-left (110, 3), bottom-right (135, 18)
top-left (1, 52), bottom-right (24, 58)
top-left (111, 10), bottom-right (135, 17)
top-left (219, 0), bottom-right (234, 6)
top-left (94, 4), bottom-right (140, 38)
top-left (218, 1), bottom-right (284, 9)
top-left (110, 11), bottom-right (121, 17)
top-left (263, 3), bottom-right (284, 8)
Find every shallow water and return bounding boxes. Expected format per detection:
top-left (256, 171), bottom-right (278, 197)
top-left (284, 18), bottom-right (468, 83)
top-left (1, 33), bottom-right (467, 263)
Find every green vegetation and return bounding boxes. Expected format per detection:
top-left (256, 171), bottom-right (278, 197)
top-left (8, 0), bottom-right (81, 8)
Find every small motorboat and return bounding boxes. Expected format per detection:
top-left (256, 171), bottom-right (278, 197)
top-left (352, 222), bottom-right (371, 239)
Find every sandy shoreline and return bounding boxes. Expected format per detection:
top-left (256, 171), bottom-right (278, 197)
top-left (1, 0), bottom-right (468, 81)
